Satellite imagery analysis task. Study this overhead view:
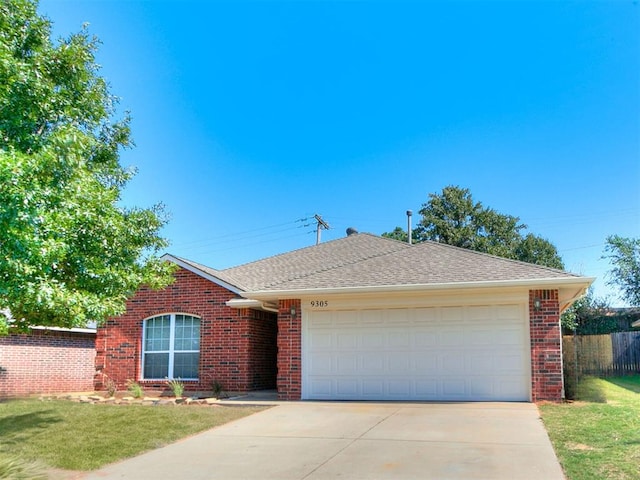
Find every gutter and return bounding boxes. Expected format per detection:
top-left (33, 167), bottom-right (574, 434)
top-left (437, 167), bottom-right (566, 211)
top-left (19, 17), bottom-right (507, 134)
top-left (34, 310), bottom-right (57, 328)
top-left (242, 276), bottom-right (596, 301)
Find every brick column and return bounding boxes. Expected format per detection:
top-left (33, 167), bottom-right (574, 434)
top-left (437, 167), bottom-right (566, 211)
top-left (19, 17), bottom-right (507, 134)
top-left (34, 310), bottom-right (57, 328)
top-left (529, 289), bottom-right (563, 401)
top-left (277, 299), bottom-right (302, 400)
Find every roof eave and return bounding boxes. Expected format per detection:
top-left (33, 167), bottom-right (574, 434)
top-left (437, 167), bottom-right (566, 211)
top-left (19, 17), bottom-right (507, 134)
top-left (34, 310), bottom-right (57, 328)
top-left (161, 253), bottom-right (244, 295)
top-left (242, 276), bottom-right (596, 301)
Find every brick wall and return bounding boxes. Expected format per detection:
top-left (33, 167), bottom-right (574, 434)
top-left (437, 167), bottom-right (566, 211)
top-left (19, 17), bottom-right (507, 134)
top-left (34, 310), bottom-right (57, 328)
top-left (0, 329), bottom-right (96, 397)
top-left (95, 267), bottom-right (277, 394)
top-left (529, 289), bottom-right (563, 401)
top-left (246, 308), bottom-right (278, 390)
top-left (277, 299), bottom-right (301, 400)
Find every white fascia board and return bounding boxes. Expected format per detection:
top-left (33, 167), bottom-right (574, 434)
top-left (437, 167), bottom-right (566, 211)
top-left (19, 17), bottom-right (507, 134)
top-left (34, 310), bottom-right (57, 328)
top-left (30, 325), bottom-right (97, 334)
top-left (226, 298), bottom-right (279, 313)
top-left (161, 253), bottom-right (243, 295)
top-left (243, 277), bottom-right (596, 301)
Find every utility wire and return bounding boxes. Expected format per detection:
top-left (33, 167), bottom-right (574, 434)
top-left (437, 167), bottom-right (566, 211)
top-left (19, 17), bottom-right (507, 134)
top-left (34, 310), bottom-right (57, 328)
top-left (170, 216), bottom-right (312, 249)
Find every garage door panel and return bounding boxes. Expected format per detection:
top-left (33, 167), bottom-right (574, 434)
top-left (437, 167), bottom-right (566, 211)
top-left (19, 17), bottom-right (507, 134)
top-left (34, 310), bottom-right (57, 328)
top-left (336, 379), bottom-right (358, 395)
top-left (388, 379), bottom-right (412, 396)
top-left (308, 353), bottom-right (333, 374)
top-left (361, 310), bottom-right (384, 324)
top-left (414, 354), bottom-right (438, 370)
top-left (441, 354), bottom-right (465, 373)
top-left (414, 331), bottom-right (437, 347)
top-left (415, 379), bottom-right (438, 396)
top-left (337, 332), bottom-right (357, 349)
top-left (362, 332), bottom-right (384, 348)
top-left (442, 379), bottom-right (466, 397)
top-left (336, 354), bottom-right (358, 373)
top-left (388, 354), bottom-right (411, 372)
top-left (310, 313), bottom-right (333, 327)
top-left (304, 305), bottom-right (529, 401)
top-left (468, 305), bottom-right (493, 321)
top-left (468, 354), bottom-right (493, 372)
top-left (362, 379), bottom-right (384, 396)
top-left (336, 310), bottom-right (358, 325)
top-left (362, 353), bottom-right (384, 371)
top-left (309, 378), bottom-right (332, 396)
top-left (310, 332), bottom-right (333, 349)
top-left (493, 328), bottom-right (523, 345)
top-left (389, 332), bottom-right (410, 348)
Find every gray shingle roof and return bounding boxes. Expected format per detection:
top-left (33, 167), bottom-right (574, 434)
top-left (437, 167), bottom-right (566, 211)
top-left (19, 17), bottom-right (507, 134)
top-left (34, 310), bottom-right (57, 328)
top-left (205, 232), bottom-right (584, 293)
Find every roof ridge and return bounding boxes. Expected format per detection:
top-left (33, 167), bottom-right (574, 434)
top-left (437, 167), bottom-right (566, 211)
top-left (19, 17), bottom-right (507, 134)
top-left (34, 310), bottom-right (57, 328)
top-left (257, 234), bottom-right (410, 289)
top-left (222, 232), bottom-right (407, 271)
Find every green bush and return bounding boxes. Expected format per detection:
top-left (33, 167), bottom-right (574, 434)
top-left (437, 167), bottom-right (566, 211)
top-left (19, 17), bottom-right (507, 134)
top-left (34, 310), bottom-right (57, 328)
top-left (126, 380), bottom-right (144, 399)
top-left (166, 378), bottom-right (184, 398)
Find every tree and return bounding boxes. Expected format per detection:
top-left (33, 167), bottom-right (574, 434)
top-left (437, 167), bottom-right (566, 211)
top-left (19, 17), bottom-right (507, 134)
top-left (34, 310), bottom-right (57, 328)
top-left (0, 0), bottom-right (175, 333)
top-left (604, 235), bottom-right (640, 306)
top-left (383, 186), bottom-right (564, 269)
top-left (560, 288), bottom-right (610, 332)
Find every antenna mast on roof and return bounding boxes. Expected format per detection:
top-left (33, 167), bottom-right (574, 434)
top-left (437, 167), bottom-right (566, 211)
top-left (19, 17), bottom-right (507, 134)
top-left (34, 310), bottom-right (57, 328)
top-left (314, 214), bottom-right (330, 245)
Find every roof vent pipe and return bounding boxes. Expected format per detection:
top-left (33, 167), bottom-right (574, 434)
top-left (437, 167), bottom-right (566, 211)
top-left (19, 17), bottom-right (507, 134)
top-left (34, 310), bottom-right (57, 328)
top-left (406, 210), bottom-right (413, 245)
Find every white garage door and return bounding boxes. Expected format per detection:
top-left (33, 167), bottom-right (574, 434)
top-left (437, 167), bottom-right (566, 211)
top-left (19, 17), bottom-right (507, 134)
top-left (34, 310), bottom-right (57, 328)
top-left (303, 305), bottom-right (529, 401)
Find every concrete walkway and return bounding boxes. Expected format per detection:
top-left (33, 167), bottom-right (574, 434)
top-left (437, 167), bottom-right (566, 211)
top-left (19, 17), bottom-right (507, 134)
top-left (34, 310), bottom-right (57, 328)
top-left (83, 402), bottom-right (564, 480)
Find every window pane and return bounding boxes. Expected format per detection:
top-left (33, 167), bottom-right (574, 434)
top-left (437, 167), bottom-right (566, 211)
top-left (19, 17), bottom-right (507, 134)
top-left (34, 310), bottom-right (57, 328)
top-left (145, 315), bottom-right (170, 351)
top-left (173, 352), bottom-right (199, 379)
top-left (174, 315), bottom-right (200, 351)
top-left (143, 353), bottom-right (169, 379)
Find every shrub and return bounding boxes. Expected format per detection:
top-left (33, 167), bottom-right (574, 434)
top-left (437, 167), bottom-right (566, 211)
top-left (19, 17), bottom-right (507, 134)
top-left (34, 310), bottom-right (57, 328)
top-left (211, 379), bottom-right (223, 398)
top-left (166, 378), bottom-right (184, 398)
top-left (104, 377), bottom-right (117, 398)
top-left (125, 380), bottom-right (144, 399)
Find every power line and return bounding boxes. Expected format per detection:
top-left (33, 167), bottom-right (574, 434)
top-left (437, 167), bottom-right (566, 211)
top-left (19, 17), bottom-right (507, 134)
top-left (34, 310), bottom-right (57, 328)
top-left (170, 217), bottom-right (312, 249)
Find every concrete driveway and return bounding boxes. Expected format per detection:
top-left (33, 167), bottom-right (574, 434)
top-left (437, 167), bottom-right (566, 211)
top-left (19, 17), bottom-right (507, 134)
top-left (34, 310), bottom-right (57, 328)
top-left (83, 402), bottom-right (564, 480)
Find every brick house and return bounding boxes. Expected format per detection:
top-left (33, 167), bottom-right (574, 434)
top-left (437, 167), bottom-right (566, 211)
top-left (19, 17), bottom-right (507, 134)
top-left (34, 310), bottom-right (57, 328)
top-left (97, 232), bottom-right (593, 402)
top-left (0, 326), bottom-right (96, 397)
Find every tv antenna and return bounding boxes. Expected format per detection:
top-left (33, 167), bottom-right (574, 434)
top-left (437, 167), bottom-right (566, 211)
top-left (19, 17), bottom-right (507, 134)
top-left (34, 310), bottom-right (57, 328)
top-left (314, 214), bottom-right (330, 245)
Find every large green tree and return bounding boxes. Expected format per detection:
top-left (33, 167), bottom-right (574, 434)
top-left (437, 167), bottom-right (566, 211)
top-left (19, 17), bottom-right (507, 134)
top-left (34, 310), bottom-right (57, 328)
top-left (383, 186), bottom-right (564, 269)
top-left (0, 0), bottom-right (174, 333)
top-left (604, 235), bottom-right (640, 306)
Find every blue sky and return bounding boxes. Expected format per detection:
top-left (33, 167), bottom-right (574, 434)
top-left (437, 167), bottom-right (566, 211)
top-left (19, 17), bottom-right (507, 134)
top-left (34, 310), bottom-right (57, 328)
top-left (39, 0), bottom-right (639, 305)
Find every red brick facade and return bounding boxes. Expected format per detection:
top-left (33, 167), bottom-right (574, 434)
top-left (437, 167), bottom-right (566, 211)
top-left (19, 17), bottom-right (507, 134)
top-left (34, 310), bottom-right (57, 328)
top-left (0, 329), bottom-right (96, 397)
top-left (529, 289), bottom-right (563, 401)
top-left (95, 267), bottom-right (277, 394)
top-left (97, 268), bottom-right (565, 402)
top-left (277, 299), bottom-right (301, 400)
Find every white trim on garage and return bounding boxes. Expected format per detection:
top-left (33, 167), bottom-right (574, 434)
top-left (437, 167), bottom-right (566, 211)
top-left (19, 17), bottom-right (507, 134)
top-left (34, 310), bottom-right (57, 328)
top-left (302, 302), bottom-right (531, 402)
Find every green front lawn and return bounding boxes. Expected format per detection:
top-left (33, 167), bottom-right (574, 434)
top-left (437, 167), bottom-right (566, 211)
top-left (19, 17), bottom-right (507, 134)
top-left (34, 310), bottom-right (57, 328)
top-left (540, 376), bottom-right (640, 480)
top-left (0, 398), bottom-right (265, 474)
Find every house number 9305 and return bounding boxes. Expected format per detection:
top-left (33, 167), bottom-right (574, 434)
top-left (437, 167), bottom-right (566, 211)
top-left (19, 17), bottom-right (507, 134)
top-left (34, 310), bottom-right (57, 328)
top-left (310, 300), bottom-right (329, 308)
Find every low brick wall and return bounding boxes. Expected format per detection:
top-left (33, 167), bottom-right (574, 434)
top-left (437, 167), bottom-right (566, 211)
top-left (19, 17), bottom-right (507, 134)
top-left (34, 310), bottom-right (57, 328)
top-left (0, 329), bottom-right (96, 397)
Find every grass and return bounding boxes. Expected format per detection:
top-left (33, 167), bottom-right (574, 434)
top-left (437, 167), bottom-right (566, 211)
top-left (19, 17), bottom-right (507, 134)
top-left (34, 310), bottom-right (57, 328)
top-left (0, 398), bottom-right (265, 472)
top-left (540, 375), bottom-right (640, 480)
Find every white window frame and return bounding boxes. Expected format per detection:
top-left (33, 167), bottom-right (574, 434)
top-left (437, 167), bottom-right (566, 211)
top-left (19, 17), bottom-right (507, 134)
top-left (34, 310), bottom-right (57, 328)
top-left (141, 313), bottom-right (200, 380)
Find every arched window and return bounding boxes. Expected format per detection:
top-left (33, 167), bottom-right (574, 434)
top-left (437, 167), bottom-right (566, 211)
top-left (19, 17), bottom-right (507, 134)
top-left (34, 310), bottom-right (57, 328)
top-left (142, 314), bottom-right (200, 380)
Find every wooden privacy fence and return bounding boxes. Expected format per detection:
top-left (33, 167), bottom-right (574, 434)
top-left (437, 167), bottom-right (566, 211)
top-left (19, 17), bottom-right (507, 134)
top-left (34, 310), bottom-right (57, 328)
top-left (563, 332), bottom-right (640, 378)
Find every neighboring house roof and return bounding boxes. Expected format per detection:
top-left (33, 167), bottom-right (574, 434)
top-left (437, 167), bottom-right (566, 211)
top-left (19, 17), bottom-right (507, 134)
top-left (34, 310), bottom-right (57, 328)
top-left (162, 232), bottom-right (594, 310)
